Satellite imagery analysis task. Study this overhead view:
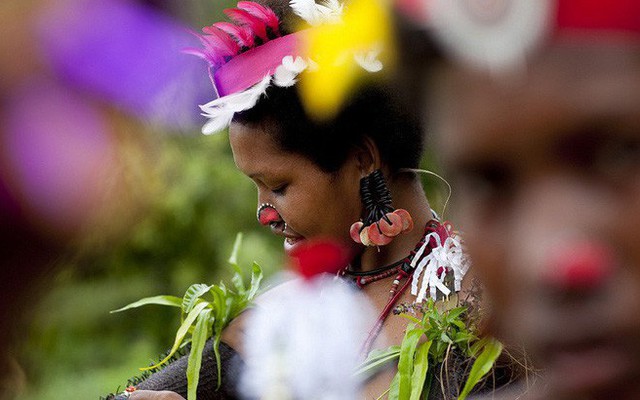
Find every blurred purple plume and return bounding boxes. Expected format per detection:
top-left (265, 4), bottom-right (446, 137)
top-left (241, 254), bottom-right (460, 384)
top-left (37, 0), bottom-right (212, 131)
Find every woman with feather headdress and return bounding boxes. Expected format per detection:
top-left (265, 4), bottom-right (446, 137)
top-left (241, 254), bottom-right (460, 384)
top-left (110, 1), bottom-right (503, 399)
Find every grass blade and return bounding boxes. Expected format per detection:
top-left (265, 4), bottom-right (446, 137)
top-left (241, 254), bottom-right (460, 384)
top-left (458, 338), bottom-right (503, 400)
top-left (141, 302), bottom-right (209, 371)
top-left (398, 325), bottom-right (425, 399)
top-left (409, 340), bottom-right (432, 400)
top-left (110, 295), bottom-right (182, 313)
top-left (187, 309), bottom-right (212, 400)
top-left (182, 284), bottom-right (213, 314)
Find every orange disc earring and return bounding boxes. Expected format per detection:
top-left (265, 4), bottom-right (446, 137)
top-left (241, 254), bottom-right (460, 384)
top-left (349, 170), bottom-right (413, 247)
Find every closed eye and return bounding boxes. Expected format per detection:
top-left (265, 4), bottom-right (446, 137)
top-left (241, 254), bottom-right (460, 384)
top-left (271, 184), bottom-right (288, 195)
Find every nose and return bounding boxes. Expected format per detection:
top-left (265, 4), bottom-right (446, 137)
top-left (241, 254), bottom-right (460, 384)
top-left (257, 202), bottom-right (286, 234)
top-left (257, 203), bottom-right (280, 226)
top-left (510, 175), bottom-right (616, 294)
top-left (542, 239), bottom-right (615, 292)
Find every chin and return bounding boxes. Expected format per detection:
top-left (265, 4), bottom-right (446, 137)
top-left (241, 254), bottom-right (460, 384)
top-left (283, 236), bottom-right (305, 255)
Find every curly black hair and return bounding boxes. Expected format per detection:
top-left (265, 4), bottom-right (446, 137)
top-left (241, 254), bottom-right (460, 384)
top-left (230, 0), bottom-right (425, 173)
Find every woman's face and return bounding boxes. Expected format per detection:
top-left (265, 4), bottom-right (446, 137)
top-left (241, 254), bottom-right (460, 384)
top-left (438, 43), bottom-right (640, 399)
top-left (229, 122), bottom-right (364, 256)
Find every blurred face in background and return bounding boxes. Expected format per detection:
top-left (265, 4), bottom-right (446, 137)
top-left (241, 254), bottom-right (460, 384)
top-left (436, 43), bottom-right (640, 399)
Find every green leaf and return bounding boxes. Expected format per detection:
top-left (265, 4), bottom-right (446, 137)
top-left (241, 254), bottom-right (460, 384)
top-left (209, 285), bottom-right (228, 324)
top-left (447, 307), bottom-right (466, 321)
top-left (182, 284), bottom-right (213, 314)
top-left (141, 301), bottom-right (209, 371)
top-left (387, 371), bottom-right (400, 400)
top-left (187, 309), bottom-right (212, 400)
top-left (231, 272), bottom-right (245, 294)
top-left (409, 340), bottom-right (432, 400)
top-left (248, 262), bottom-right (263, 300)
top-left (458, 338), bottom-right (503, 400)
top-left (398, 325), bottom-right (425, 400)
top-left (398, 313), bottom-right (422, 325)
top-left (213, 335), bottom-right (223, 389)
top-left (468, 336), bottom-right (490, 358)
top-left (354, 346), bottom-right (401, 377)
top-left (110, 295), bottom-right (182, 313)
top-left (227, 232), bottom-right (243, 267)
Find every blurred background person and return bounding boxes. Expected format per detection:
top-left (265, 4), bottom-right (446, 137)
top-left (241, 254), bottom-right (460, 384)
top-left (408, 0), bottom-right (640, 398)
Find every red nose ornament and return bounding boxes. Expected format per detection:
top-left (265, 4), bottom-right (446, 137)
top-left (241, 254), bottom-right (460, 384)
top-left (544, 241), bottom-right (615, 291)
top-left (257, 203), bottom-right (281, 226)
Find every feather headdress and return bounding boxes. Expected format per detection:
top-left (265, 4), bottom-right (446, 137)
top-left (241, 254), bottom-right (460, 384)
top-left (192, 0), bottom-right (386, 134)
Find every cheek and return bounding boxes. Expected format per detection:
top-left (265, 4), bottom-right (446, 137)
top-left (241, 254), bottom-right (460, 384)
top-left (465, 226), bottom-right (511, 307)
top-left (616, 183), bottom-right (640, 278)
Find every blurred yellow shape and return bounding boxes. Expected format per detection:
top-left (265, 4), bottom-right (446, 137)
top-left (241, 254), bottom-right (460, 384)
top-left (299, 0), bottom-right (395, 120)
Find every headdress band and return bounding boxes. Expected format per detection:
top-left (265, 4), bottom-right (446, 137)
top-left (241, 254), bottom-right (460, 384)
top-left (213, 32), bottom-right (304, 97)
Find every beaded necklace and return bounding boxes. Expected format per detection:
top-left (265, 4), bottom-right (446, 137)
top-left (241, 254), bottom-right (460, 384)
top-left (339, 220), bottom-right (444, 356)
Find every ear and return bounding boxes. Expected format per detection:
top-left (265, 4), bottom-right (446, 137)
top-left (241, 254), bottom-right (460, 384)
top-left (354, 136), bottom-right (382, 176)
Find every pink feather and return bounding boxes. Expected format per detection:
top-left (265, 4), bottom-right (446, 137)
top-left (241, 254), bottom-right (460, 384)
top-left (212, 21), bottom-right (255, 48)
top-left (237, 1), bottom-right (281, 35)
top-left (224, 8), bottom-right (268, 41)
top-left (182, 47), bottom-right (216, 65)
top-left (185, 29), bottom-right (226, 66)
top-left (201, 25), bottom-right (241, 57)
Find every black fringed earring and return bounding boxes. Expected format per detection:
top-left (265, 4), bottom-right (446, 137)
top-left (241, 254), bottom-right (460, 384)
top-left (350, 169), bottom-right (414, 246)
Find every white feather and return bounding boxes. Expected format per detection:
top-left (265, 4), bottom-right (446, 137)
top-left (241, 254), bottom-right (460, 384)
top-left (199, 75), bottom-right (272, 134)
top-left (201, 112), bottom-right (234, 135)
top-left (318, 0), bottom-right (343, 22)
top-left (290, 0), bottom-right (343, 26)
top-left (354, 47), bottom-right (383, 73)
top-left (290, 0), bottom-right (322, 25)
top-left (242, 275), bottom-right (370, 399)
top-left (273, 56), bottom-right (308, 87)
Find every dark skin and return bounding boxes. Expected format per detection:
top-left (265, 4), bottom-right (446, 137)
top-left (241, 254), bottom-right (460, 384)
top-left (435, 42), bottom-right (640, 399)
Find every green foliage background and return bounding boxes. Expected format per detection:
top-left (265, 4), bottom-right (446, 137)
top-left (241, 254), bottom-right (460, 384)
top-left (18, 133), bottom-right (283, 399)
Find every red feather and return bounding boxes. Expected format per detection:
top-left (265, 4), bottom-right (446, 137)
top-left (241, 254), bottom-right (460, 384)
top-left (213, 21), bottom-right (255, 48)
top-left (224, 8), bottom-right (268, 41)
top-left (237, 1), bottom-right (281, 35)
